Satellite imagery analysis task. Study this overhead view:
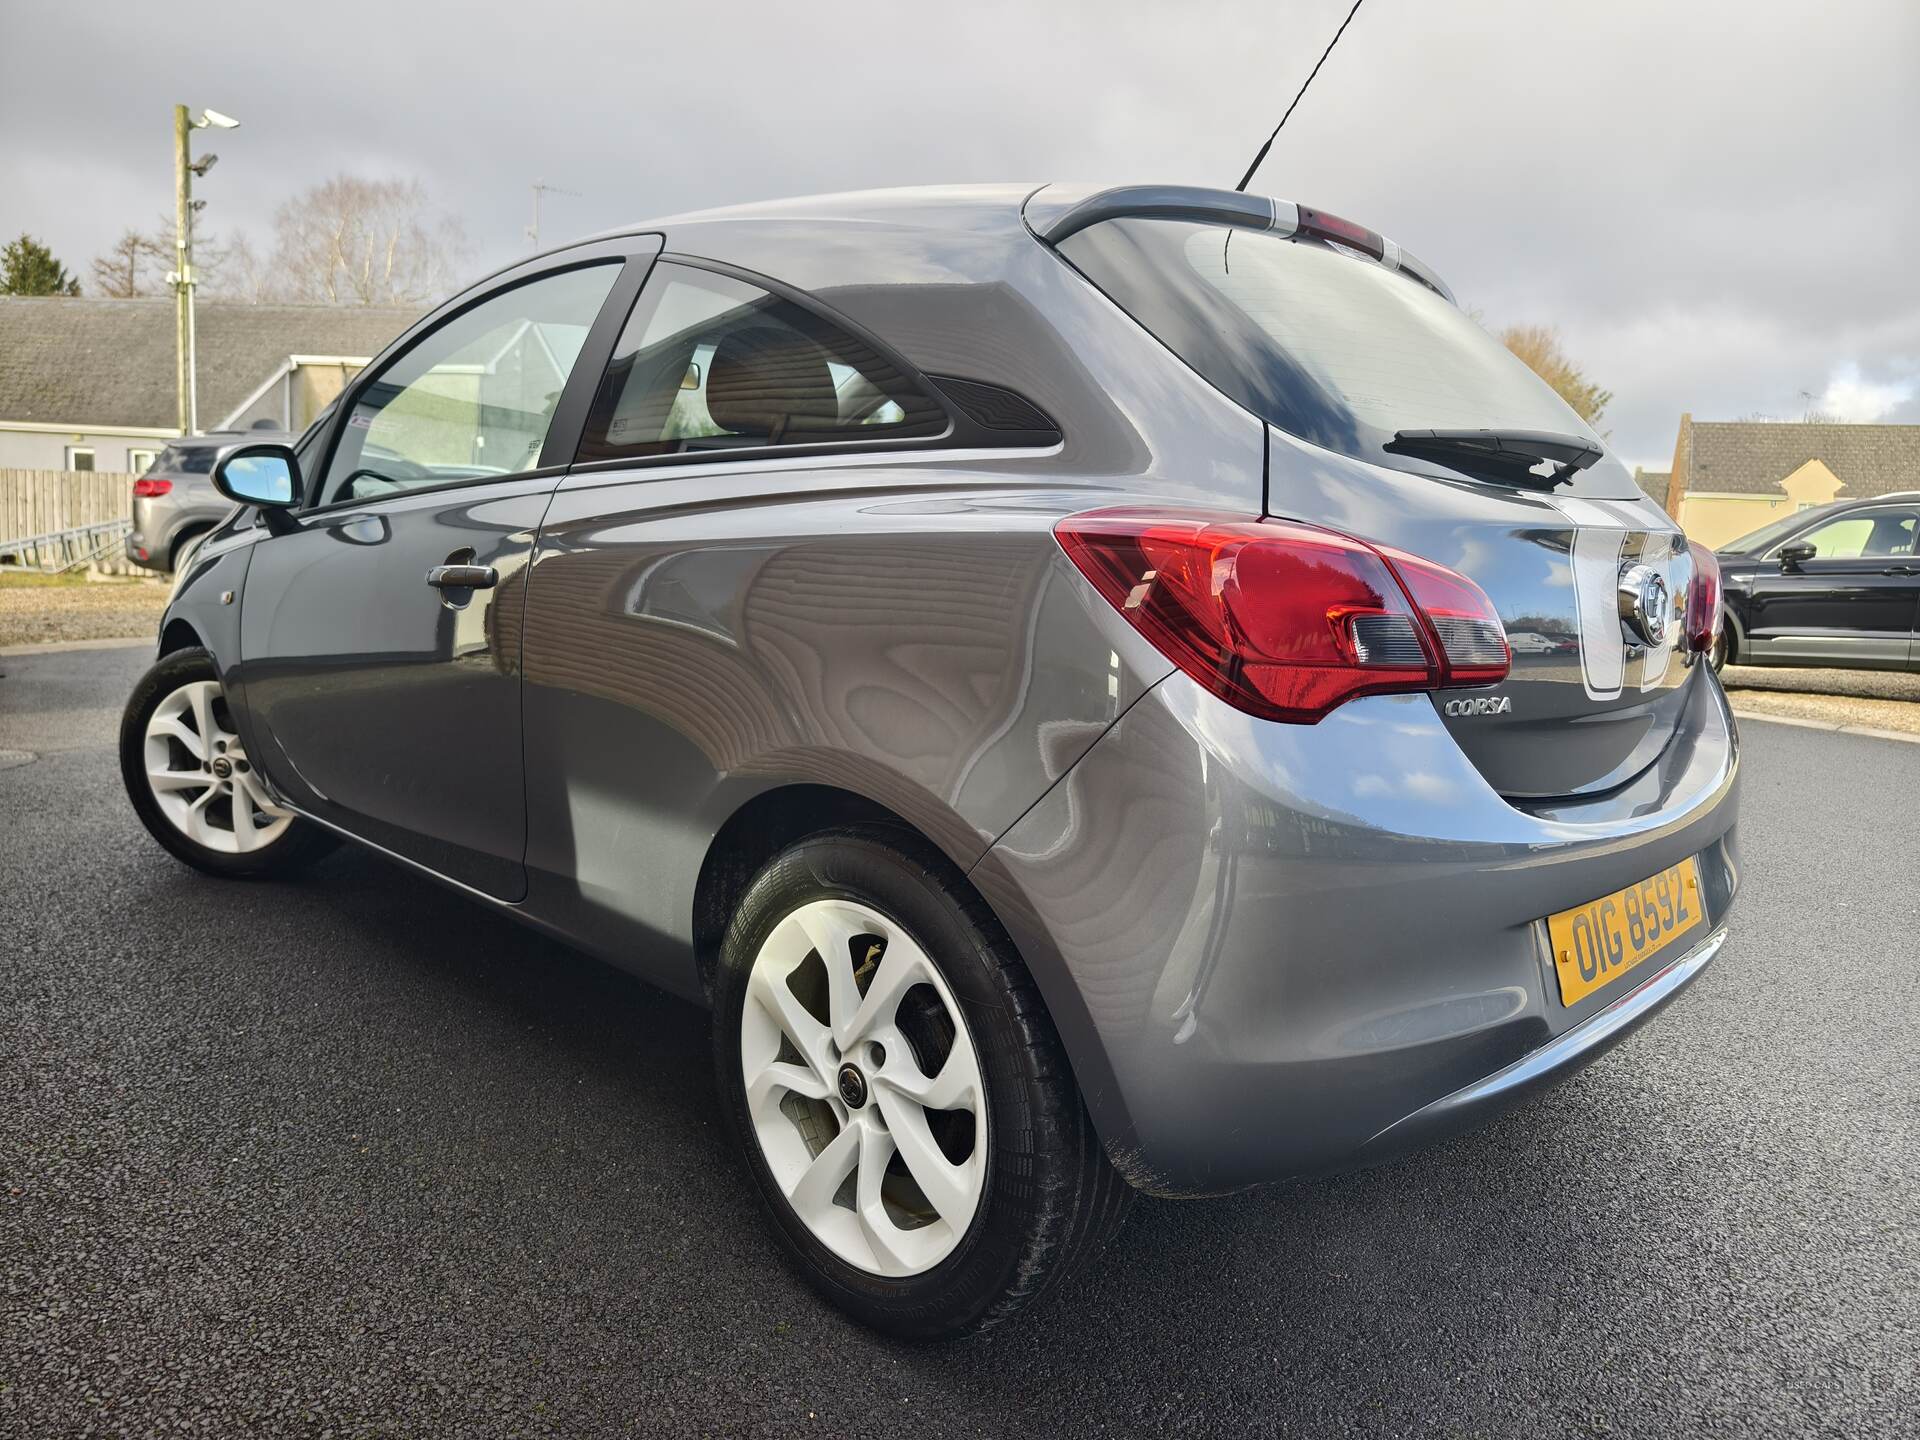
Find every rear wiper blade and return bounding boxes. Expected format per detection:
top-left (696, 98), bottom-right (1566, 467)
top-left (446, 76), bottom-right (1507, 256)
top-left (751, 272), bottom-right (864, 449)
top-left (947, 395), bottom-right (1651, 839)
top-left (1386, 428), bottom-right (1603, 488)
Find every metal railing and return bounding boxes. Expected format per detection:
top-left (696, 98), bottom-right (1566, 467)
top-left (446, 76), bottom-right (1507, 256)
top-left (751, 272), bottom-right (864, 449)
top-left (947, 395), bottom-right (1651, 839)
top-left (0, 518), bottom-right (135, 574)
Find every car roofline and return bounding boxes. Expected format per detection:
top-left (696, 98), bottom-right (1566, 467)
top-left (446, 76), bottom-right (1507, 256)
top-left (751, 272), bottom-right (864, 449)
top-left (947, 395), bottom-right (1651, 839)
top-left (433, 182), bottom-right (1459, 309)
top-left (1020, 182), bottom-right (1457, 305)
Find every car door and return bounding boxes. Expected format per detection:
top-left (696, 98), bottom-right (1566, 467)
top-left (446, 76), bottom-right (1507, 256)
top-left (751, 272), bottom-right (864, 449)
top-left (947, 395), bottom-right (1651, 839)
top-left (1741, 505), bottom-right (1920, 668)
top-left (514, 259), bottom-right (1040, 981)
top-left (232, 242), bottom-right (655, 899)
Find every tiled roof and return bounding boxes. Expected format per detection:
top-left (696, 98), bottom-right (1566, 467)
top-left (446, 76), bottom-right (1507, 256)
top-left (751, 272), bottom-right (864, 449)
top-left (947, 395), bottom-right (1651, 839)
top-left (1634, 468), bottom-right (1671, 508)
top-left (0, 297), bottom-right (421, 430)
top-left (1684, 419), bottom-right (1920, 499)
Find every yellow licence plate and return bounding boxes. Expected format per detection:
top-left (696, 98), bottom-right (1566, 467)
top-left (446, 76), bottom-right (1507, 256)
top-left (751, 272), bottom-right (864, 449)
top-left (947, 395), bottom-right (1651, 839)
top-left (1547, 857), bottom-right (1705, 1007)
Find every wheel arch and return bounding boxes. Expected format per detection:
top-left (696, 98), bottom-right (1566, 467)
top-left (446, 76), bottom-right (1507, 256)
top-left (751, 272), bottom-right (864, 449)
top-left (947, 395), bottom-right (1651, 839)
top-left (688, 777), bottom-right (1125, 1180)
top-left (691, 783), bottom-right (932, 1003)
top-left (159, 617), bottom-right (205, 657)
top-left (1720, 604), bottom-right (1745, 663)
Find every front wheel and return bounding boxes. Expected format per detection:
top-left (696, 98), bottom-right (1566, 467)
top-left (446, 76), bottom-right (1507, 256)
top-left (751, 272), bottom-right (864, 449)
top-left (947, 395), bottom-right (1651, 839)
top-left (713, 826), bottom-right (1130, 1338)
top-left (120, 647), bottom-right (336, 878)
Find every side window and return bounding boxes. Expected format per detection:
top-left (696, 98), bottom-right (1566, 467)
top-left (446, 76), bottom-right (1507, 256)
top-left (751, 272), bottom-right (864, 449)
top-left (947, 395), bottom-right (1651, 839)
top-left (1792, 511), bottom-right (1919, 560)
top-left (574, 262), bottom-right (947, 464)
top-left (319, 263), bottom-right (619, 504)
top-left (1866, 512), bottom-right (1918, 556)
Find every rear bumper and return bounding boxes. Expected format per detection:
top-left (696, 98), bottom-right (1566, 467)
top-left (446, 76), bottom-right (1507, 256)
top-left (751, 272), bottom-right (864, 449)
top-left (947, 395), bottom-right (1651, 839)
top-left (126, 498), bottom-right (165, 571)
top-left (124, 533), bottom-right (164, 570)
top-left (973, 663), bottom-right (1741, 1196)
top-left (1349, 924), bottom-right (1727, 1170)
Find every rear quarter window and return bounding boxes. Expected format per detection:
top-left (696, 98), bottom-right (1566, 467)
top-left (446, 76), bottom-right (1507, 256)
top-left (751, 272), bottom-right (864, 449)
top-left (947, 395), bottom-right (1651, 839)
top-left (575, 263), bottom-right (947, 464)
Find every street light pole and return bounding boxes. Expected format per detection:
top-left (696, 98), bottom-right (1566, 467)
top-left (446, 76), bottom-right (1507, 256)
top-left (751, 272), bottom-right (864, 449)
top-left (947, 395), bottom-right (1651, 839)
top-left (171, 105), bottom-right (238, 437)
top-left (173, 104), bottom-right (192, 437)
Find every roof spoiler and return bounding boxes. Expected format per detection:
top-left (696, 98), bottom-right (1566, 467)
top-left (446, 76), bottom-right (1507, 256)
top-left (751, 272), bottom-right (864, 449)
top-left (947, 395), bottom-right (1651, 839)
top-left (1022, 183), bottom-right (1456, 305)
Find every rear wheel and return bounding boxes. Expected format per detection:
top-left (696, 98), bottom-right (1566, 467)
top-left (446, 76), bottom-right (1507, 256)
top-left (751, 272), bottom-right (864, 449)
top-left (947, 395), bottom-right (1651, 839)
top-left (1709, 626), bottom-right (1731, 672)
top-left (713, 825), bottom-right (1130, 1338)
top-left (168, 527), bottom-right (212, 575)
top-left (120, 648), bottom-right (336, 877)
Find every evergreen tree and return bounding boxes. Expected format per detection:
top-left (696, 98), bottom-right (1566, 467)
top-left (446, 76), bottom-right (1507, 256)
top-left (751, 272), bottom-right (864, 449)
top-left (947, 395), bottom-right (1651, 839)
top-left (0, 234), bottom-right (82, 296)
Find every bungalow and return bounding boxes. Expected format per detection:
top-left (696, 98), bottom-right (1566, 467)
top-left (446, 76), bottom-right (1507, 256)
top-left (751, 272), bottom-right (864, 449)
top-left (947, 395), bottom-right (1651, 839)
top-left (0, 296), bottom-right (419, 472)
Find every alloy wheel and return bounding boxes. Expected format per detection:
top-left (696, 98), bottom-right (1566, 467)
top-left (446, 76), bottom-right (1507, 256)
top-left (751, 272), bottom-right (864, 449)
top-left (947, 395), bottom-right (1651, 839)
top-left (739, 897), bottom-right (987, 1277)
top-left (142, 679), bottom-right (293, 854)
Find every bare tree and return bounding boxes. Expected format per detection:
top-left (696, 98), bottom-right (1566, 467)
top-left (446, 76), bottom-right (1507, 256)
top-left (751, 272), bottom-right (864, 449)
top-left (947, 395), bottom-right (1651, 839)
top-left (89, 176), bottom-right (465, 307)
top-left (90, 229), bottom-right (165, 298)
top-left (268, 175), bottom-right (466, 306)
top-left (215, 231), bottom-right (278, 305)
top-left (92, 217), bottom-right (232, 299)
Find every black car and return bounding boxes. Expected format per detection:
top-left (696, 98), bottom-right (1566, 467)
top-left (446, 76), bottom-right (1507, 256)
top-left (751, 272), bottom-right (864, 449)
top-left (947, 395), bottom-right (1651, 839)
top-left (1713, 492), bottom-right (1920, 672)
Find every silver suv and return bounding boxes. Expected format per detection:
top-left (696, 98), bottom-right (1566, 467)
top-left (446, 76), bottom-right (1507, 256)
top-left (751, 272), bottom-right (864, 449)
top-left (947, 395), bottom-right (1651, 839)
top-left (120, 184), bottom-right (1739, 1338)
top-left (126, 429), bottom-right (293, 574)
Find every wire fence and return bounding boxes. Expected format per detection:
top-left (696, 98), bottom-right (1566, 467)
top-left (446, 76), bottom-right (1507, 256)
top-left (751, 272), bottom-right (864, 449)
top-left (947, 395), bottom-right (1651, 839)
top-left (0, 469), bottom-right (141, 575)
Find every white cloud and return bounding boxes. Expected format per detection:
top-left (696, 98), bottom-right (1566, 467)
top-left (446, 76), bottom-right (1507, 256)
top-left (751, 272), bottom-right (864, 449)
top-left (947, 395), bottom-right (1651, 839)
top-left (1813, 363), bottom-right (1918, 422)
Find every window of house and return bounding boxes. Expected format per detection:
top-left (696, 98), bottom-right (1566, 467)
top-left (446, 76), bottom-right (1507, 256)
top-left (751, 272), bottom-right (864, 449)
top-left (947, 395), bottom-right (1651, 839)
top-left (128, 448), bottom-right (159, 474)
top-left (575, 263), bottom-right (947, 464)
top-left (319, 263), bottom-right (620, 504)
top-left (66, 446), bottom-right (95, 471)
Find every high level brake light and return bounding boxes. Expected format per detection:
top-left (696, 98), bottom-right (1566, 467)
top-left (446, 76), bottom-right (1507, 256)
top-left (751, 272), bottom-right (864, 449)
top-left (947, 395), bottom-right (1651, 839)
top-left (133, 478), bottom-right (172, 498)
top-left (1055, 508), bottom-right (1510, 724)
top-left (1684, 540), bottom-right (1723, 655)
top-left (1291, 205), bottom-right (1386, 261)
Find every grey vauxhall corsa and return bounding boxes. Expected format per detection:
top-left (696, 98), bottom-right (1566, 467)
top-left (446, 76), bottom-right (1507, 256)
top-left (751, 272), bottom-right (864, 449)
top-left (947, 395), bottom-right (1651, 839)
top-left (120, 184), bottom-right (1739, 1338)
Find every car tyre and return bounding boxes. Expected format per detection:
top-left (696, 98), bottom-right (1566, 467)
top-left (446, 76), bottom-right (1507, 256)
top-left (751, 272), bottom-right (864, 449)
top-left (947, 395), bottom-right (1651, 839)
top-left (713, 824), bottom-right (1131, 1339)
top-left (169, 528), bottom-right (212, 576)
top-left (1708, 627), bottom-right (1730, 672)
top-left (120, 647), bottom-right (336, 878)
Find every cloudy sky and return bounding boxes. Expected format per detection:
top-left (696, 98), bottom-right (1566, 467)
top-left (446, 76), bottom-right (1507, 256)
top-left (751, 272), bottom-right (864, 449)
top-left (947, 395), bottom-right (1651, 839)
top-left (4, 0), bottom-right (1915, 465)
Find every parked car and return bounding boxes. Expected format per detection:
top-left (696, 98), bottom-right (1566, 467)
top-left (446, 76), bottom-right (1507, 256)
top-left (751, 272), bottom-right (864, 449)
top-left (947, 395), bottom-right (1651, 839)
top-left (1711, 493), bottom-right (1920, 671)
top-left (118, 184), bottom-right (1740, 1338)
top-left (125, 427), bottom-right (295, 574)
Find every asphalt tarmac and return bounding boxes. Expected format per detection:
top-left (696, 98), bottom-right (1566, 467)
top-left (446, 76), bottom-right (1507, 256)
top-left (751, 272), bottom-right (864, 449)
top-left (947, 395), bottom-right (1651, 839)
top-left (3, 643), bottom-right (1914, 1438)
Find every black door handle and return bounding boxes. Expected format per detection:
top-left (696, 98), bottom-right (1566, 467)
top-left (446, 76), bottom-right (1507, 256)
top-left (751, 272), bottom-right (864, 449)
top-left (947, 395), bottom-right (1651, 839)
top-left (427, 563), bottom-right (498, 589)
top-left (1881, 565), bottom-right (1919, 577)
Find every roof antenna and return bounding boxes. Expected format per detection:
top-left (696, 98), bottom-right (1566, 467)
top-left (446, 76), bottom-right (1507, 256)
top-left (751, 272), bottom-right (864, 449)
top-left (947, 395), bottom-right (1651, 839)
top-left (1234, 0), bottom-right (1369, 193)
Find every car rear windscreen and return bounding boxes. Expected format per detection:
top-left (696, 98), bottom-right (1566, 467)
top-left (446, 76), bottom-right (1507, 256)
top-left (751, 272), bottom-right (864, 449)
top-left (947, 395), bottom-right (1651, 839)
top-left (1056, 217), bottom-right (1614, 486)
top-left (156, 445), bottom-right (218, 475)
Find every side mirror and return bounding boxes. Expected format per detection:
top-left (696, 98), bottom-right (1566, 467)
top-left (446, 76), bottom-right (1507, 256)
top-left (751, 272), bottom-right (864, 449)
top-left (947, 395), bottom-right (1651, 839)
top-left (1778, 541), bottom-right (1816, 570)
top-left (212, 442), bottom-right (300, 508)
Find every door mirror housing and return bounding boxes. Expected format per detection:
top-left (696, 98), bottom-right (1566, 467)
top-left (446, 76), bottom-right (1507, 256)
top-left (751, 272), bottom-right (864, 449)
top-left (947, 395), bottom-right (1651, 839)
top-left (1778, 541), bottom-right (1817, 570)
top-left (212, 443), bottom-right (301, 508)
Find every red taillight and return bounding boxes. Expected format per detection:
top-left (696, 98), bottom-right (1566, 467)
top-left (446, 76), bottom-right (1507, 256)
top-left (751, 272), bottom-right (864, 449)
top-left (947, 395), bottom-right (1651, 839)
top-left (1055, 508), bottom-right (1510, 724)
top-left (1377, 546), bottom-right (1514, 686)
top-left (1295, 205), bottom-right (1386, 261)
top-left (133, 478), bottom-right (172, 498)
top-left (1685, 540), bottom-right (1722, 654)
